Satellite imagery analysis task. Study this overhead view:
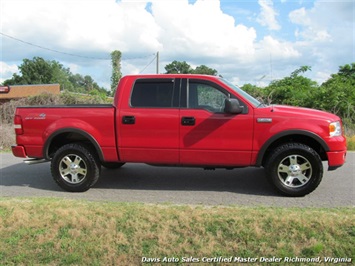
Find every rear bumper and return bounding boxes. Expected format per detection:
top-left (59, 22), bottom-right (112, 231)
top-left (11, 145), bottom-right (27, 158)
top-left (327, 150), bottom-right (347, 171)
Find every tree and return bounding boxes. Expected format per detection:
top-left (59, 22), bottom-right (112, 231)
top-left (20, 57), bottom-right (53, 84)
top-left (335, 63), bottom-right (355, 79)
top-left (84, 75), bottom-right (94, 91)
top-left (316, 63), bottom-right (355, 125)
top-left (111, 50), bottom-right (122, 95)
top-left (165, 60), bottom-right (192, 74)
top-left (4, 57), bottom-right (53, 85)
top-left (265, 66), bottom-right (318, 107)
top-left (241, 83), bottom-right (267, 103)
top-left (192, 65), bottom-right (218, 75)
top-left (290, 65), bottom-right (312, 78)
top-left (50, 61), bottom-right (74, 91)
top-left (3, 57), bottom-right (73, 90)
top-left (3, 57), bottom-right (108, 95)
top-left (164, 60), bottom-right (218, 75)
top-left (69, 73), bottom-right (86, 92)
top-left (3, 73), bottom-right (23, 85)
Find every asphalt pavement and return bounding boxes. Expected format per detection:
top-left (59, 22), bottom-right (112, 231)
top-left (0, 152), bottom-right (354, 207)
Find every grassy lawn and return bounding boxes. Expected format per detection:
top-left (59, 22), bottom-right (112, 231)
top-left (0, 198), bottom-right (353, 265)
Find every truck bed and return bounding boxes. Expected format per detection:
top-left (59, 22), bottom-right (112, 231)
top-left (14, 104), bottom-right (118, 162)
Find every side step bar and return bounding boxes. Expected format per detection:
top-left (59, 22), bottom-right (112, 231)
top-left (24, 158), bottom-right (48, 165)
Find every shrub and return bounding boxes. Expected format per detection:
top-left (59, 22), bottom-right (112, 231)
top-left (0, 123), bottom-right (15, 151)
top-left (346, 136), bottom-right (355, 150)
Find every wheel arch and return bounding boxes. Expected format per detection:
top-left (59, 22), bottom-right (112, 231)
top-left (256, 130), bottom-right (329, 167)
top-left (43, 128), bottom-right (104, 161)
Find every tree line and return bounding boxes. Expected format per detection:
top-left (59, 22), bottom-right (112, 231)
top-left (3, 57), bottom-right (109, 99)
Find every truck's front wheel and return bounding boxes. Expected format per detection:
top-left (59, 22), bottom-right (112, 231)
top-left (265, 143), bottom-right (323, 197)
top-left (51, 143), bottom-right (101, 192)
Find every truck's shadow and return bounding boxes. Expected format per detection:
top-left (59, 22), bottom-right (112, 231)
top-left (0, 162), bottom-right (62, 191)
top-left (98, 164), bottom-right (277, 196)
top-left (0, 162), bottom-right (277, 196)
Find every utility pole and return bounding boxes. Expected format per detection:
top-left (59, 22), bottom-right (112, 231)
top-left (270, 52), bottom-right (273, 81)
top-left (156, 51), bottom-right (159, 74)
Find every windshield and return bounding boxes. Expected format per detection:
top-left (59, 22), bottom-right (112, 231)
top-left (219, 78), bottom-right (263, 108)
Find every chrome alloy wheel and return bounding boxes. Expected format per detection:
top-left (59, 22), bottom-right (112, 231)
top-left (277, 154), bottom-right (312, 188)
top-left (59, 154), bottom-right (87, 184)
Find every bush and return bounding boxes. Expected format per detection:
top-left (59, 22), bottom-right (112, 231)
top-left (0, 92), bottom-right (111, 124)
top-left (60, 91), bottom-right (111, 104)
top-left (0, 92), bottom-right (62, 124)
top-left (26, 92), bottom-right (62, 106)
top-left (346, 136), bottom-right (355, 150)
top-left (0, 123), bottom-right (15, 151)
top-left (0, 98), bottom-right (27, 124)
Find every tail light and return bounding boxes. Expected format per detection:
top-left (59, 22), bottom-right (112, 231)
top-left (14, 115), bottom-right (23, 135)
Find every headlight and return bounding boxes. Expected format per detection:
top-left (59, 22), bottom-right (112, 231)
top-left (329, 121), bottom-right (342, 137)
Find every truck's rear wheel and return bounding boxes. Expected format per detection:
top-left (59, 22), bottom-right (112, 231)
top-left (265, 143), bottom-right (323, 197)
top-left (51, 143), bottom-right (101, 192)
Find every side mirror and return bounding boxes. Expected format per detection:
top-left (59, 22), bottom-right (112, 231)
top-left (224, 98), bottom-right (243, 114)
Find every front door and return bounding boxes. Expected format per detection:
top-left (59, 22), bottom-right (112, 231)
top-left (179, 79), bottom-right (254, 166)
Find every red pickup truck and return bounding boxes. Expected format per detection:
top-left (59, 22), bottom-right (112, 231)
top-left (11, 74), bottom-right (347, 196)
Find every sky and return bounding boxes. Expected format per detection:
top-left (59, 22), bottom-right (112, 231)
top-left (0, 0), bottom-right (354, 89)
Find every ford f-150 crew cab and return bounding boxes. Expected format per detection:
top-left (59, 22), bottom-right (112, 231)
top-left (11, 74), bottom-right (347, 196)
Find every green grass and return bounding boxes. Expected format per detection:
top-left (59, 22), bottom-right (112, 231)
top-left (0, 198), bottom-right (354, 265)
top-left (346, 135), bottom-right (355, 150)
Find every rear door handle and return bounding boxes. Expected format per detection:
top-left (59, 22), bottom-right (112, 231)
top-left (181, 117), bottom-right (195, 126)
top-left (122, 116), bottom-right (135, 124)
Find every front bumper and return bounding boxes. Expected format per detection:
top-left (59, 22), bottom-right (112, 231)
top-left (327, 150), bottom-right (347, 170)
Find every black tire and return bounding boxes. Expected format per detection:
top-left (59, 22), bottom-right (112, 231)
top-left (51, 143), bottom-right (101, 192)
top-left (265, 143), bottom-right (323, 197)
top-left (101, 162), bottom-right (125, 169)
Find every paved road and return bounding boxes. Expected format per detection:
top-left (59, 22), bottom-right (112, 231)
top-left (0, 152), bottom-right (354, 207)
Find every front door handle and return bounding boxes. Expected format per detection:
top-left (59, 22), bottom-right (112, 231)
top-left (122, 116), bottom-right (135, 124)
top-left (181, 117), bottom-right (195, 126)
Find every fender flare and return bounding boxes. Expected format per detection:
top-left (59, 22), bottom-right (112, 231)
top-left (256, 130), bottom-right (330, 166)
top-left (43, 128), bottom-right (104, 161)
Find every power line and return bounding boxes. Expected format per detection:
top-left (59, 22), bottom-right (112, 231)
top-left (0, 32), bottom-right (155, 61)
top-left (122, 53), bottom-right (156, 61)
top-left (139, 54), bottom-right (157, 73)
top-left (0, 32), bottom-right (110, 60)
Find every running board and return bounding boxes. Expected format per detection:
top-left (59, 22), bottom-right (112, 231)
top-left (24, 158), bottom-right (48, 165)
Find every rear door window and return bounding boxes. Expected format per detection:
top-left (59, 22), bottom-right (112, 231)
top-left (131, 79), bottom-right (177, 108)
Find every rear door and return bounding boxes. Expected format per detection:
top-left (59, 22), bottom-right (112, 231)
top-left (179, 78), bottom-right (254, 166)
top-left (118, 78), bottom-right (180, 163)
